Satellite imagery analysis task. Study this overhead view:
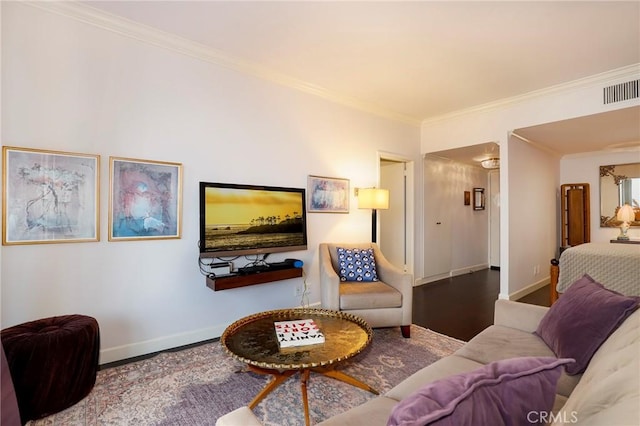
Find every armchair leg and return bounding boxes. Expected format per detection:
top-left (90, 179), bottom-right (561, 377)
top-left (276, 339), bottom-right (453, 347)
top-left (401, 325), bottom-right (411, 338)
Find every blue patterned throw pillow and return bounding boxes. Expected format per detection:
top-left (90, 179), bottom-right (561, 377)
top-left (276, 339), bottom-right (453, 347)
top-left (336, 247), bottom-right (378, 282)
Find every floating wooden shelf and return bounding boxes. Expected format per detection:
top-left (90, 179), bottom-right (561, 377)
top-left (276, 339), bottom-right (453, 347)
top-left (206, 267), bottom-right (303, 291)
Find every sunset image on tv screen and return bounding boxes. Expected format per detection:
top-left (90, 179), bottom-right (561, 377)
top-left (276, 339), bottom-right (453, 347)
top-left (202, 186), bottom-right (305, 252)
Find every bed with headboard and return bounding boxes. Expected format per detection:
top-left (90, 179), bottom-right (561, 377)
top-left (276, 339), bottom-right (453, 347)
top-left (550, 242), bottom-right (640, 303)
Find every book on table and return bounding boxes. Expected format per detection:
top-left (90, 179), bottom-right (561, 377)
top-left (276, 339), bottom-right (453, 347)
top-left (274, 318), bottom-right (325, 348)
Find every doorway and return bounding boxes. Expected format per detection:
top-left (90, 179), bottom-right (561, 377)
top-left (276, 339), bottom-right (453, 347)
top-left (378, 154), bottom-right (414, 276)
top-left (421, 142), bottom-right (500, 282)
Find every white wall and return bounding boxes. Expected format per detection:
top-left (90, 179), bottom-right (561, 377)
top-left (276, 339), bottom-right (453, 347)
top-left (561, 150), bottom-right (640, 242)
top-left (506, 136), bottom-right (559, 299)
top-left (0, 3), bottom-right (420, 363)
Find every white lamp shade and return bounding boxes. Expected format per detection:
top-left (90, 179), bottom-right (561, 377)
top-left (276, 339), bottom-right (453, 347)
top-left (358, 188), bottom-right (389, 210)
top-left (617, 204), bottom-right (635, 222)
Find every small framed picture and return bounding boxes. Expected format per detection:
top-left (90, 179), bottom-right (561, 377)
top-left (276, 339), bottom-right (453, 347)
top-left (2, 146), bottom-right (100, 245)
top-left (307, 175), bottom-right (350, 213)
top-left (109, 157), bottom-right (183, 241)
top-left (464, 191), bottom-right (471, 206)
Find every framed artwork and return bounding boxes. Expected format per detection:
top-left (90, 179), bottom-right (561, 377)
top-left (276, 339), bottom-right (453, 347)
top-left (2, 146), bottom-right (100, 245)
top-left (109, 157), bottom-right (182, 241)
top-left (464, 191), bottom-right (471, 206)
top-left (307, 175), bottom-right (349, 213)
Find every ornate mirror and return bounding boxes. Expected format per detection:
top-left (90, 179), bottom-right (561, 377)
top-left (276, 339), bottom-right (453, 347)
top-left (600, 162), bottom-right (640, 227)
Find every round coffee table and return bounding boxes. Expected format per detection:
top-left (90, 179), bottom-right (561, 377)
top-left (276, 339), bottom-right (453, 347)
top-left (221, 308), bottom-right (378, 425)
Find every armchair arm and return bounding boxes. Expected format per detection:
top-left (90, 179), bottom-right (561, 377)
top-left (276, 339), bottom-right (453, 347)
top-left (319, 243), bottom-right (341, 310)
top-left (372, 245), bottom-right (414, 325)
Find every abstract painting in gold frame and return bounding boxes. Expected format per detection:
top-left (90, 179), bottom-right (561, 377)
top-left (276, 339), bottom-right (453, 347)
top-left (2, 146), bottom-right (100, 245)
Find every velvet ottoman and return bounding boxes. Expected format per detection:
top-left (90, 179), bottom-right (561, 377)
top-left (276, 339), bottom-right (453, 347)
top-left (1, 315), bottom-right (100, 423)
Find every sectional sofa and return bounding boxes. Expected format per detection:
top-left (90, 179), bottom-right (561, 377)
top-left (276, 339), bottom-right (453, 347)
top-left (217, 276), bottom-right (639, 425)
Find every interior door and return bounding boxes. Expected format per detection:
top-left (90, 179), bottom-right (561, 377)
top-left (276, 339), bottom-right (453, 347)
top-left (423, 157), bottom-right (452, 279)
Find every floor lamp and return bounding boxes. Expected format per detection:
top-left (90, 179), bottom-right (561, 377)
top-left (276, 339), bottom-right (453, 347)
top-left (358, 188), bottom-right (389, 243)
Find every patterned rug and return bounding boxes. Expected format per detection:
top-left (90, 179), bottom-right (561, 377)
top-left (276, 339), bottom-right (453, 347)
top-left (29, 325), bottom-right (464, 426)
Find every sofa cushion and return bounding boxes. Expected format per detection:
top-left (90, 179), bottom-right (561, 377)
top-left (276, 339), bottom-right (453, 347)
top-left (552, 309), bottom-right (640, 425)
top-left (339, 282), bottom-right (401, 310)
top-left (387, 357), bottom-right (573, 426)
top-left (535, 274), bottom-right (640, 375)
top-left (454, 325), bottom-right (580, 397)
top-left (336, 247), bottom-right (379, 282)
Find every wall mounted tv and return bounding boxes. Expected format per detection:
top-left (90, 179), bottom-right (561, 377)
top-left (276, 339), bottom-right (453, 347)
top-left (199, 182), bottom-right (307, 258)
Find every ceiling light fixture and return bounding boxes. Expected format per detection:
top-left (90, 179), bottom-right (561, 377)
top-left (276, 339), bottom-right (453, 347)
top-left (480, 158), bottom-right (500, 169)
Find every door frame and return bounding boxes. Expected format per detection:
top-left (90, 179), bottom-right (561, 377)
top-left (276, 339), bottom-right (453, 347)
top-left (377, 151), bottom-right (415, 278)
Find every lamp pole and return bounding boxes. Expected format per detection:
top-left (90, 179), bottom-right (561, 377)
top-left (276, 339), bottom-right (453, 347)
top-left (371, 209), bottom-right (378, 243)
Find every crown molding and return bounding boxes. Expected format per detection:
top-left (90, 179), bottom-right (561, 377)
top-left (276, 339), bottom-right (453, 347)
top-left (509, 131), bottom-right (562, 157)
top-left (24, 1), bottom-right (420, 127)
top-left (562, 145), bottom-right (640, 159)
top-left (423, 64), bottom-right (640, 127)
top-left (21, 1), bottom-right (638, 129)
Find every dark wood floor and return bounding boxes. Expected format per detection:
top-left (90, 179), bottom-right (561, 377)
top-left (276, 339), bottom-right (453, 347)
top-left (412, 268), bottom-right (550, 342)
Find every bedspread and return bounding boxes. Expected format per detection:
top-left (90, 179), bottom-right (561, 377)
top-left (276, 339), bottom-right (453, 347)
top-left (557, 242), bottom-right (640, 296)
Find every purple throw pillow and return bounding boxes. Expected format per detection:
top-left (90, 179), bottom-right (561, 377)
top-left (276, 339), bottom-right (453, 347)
top-left (387, 357), bottom-right (573, 426)
top-left (535, 274), bottom-right (639, 375)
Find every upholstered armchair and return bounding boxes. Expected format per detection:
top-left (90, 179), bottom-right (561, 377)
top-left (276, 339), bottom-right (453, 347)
top-left (319, 242), bottom-right (413, 338)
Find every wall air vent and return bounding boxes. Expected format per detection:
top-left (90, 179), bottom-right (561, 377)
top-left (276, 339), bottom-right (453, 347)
top-left (603, 79), bottom-right (639, 104)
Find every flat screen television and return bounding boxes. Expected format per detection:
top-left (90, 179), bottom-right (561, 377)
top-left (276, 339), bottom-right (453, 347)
top-left (199, 182), bottom-right (307, 258)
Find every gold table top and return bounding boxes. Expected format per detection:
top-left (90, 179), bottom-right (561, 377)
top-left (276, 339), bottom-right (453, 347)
top-left (221, 308), bottom-right (372, 370)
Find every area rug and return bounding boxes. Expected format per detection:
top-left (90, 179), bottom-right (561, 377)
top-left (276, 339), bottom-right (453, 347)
top-left (28, 325), bottom-right (464, 426)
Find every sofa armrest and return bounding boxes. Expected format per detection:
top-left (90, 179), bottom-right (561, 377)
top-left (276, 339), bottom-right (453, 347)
top-left (493, 299), bottom-right (549, 333)
top-left (215, 406), bottom-right (263, 426)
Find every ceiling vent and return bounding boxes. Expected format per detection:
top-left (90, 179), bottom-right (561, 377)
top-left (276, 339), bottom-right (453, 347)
top-left (603, 79), bottom-right (639, 104)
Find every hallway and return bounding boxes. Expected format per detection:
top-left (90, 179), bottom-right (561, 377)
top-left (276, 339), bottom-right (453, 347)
top-left (412, 269), bottom-right (550, 341)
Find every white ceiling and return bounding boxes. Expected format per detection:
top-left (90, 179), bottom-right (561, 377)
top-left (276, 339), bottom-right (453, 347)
top-left (82, 1), bottom-right (640, 157)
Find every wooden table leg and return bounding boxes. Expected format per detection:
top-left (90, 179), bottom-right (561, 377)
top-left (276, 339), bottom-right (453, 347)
top-left (300, 369), bottom-right (311, 426)
top-left (313, 367), bottom-right (379, 395)
top-left (246, 365), bottom-right (377, 425)
top-left (246, 366), bottom-right (297, 409)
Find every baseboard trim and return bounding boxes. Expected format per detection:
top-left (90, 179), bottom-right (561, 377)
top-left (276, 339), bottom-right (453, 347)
top-left (450, 263), bottom-right (490, 277)
top-left (99, 325), bottom-right (227, 365)
top-left (507, 277), bottom-right (550, 301)
top-left (416, 263), bottom-right (490, 285)
top-left (100, 337), bottom-right (219, 370)
top-left (416, 273), bottom-right (450, 285)
top-left (98, 301), bottom-right (322, 365)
